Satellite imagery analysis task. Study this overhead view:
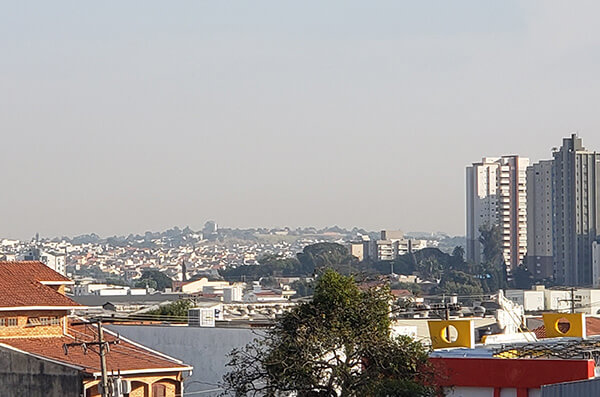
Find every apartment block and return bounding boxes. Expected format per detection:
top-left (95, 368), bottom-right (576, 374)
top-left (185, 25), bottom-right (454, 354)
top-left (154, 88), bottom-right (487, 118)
top-left (552, 134), bottom-right (600, 286)
top-left (526, 160), bottom-right (554, 280)
top-left (466, 156), bottom-right (529, 271)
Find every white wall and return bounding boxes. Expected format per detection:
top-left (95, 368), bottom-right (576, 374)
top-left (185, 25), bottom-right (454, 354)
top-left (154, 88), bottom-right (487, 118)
top-left (506, 290), bottom-right (544, 312)
top-left (108, 324), bottom-right (258, 396)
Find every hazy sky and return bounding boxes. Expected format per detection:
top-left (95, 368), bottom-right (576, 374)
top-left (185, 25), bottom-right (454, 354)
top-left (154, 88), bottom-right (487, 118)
top-left (2, 1), bottom-right (600, 239)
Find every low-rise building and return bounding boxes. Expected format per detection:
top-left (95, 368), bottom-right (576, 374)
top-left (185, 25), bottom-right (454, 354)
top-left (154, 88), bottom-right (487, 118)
top-left (0, 261), bottom-right (192, 397)
top-left (506, 287), bottom-right (545, 312)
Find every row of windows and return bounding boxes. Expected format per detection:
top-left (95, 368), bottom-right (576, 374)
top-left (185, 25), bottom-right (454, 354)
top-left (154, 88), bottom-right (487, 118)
top-left (0, 318), bottom-right (18, 327)
top-left (27, 317), bottom-right (61, 326)
top-left (0, 317), bottom-right (61, 327)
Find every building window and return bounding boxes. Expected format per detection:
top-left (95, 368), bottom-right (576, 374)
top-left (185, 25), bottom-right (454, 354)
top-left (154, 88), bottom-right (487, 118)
top-left (0, 318), bottom-right (18, 327)
top-left (27, 317), bottom-right (60, 326)
top-left (152, 384), bottom-right (166, 397)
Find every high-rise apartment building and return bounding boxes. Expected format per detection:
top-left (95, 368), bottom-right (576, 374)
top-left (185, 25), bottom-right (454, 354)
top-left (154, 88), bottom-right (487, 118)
top-left (466, 156), bottom-right (529, 271)
top-left (525, 160), bottom-right (554, 280)
top-left (552, 134), bottom-right (600, 286)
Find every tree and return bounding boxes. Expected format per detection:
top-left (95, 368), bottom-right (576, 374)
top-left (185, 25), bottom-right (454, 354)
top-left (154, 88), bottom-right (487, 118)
top-left (290, 279), bottom-right (315, 298)
top-left (137, 270), bottom-right (173, 291)
top-left (479, 224), bottom-right (504, 267)
top-left (390, 281), bottom-right (422, 296)
top-left (219, 255), bottom-right (304, 282)
top-left (478, 224), bottom-right (508, 292)
top-left (452, 246), bottom-right (465, 262)
top-left (511, 264), bottom-right (534, 289)
top-left (222, 270), bottom-right (435, 396)
top-left (135, 278), bottom-right (157, 290)
top-left (297, 243), bottom-right (357, 275)
top-left (438, 270), bottom-right (484, 296)
top-left (147, 299), bottom-right (194, 322)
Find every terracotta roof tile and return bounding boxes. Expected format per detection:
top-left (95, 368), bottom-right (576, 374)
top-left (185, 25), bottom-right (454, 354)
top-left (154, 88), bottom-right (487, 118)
top-left (0, 261), bottom-right (80, 308)
top-left (0, 261), bottom-right (71, 282)
top-left (0, 321), bottom-right (190, 375)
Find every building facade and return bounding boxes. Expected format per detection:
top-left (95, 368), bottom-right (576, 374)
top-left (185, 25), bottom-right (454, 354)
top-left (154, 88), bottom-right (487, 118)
top-left (0, 261), bottom-right (192, 397)
top-left (526, 160), bottom-right (554, 280)
top-left (552, 134), bottom-right (600, 286)
top-left (466, 156), bottom-right (529, 270)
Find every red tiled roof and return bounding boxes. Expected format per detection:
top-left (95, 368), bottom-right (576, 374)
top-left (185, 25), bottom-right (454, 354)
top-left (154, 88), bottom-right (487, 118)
top-left (0, 321), bottom-right (190, 375)
top-left (0, 261), bottom-right (80, 308)
top-left (0, 261), bottom-right (71, 282)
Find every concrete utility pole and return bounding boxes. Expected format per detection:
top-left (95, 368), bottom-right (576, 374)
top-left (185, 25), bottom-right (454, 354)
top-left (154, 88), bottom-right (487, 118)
top-left (558, 287), bottom-right (581, 314)
top-left (97, 322), bottom-right (109, 397)
top-left (64, 320), bottom-right (120, 397)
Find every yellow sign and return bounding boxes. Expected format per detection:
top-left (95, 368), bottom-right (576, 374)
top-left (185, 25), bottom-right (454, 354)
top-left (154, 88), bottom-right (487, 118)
top-left (428, 319), bottom-right (474, 349)
top-left (542, 313), bottom-right (586, 338)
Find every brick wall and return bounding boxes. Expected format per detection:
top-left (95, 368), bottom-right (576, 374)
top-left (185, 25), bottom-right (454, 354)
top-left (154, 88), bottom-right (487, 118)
top-left (0, 310), bottom-right (68, 339)
top-left (84, 373), bottom-right (181, 397)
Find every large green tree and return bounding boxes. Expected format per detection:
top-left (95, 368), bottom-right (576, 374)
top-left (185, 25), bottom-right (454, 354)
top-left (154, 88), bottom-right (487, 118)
top-left (222, 270), bottom-right (435, 396)
top-left (438, 270), bottom-right (484, 296)
top-left (219, 243), bottom-right (358, 282)
top-left (297, 242), bottom-right (358, 275)
top-left (135, 269), bottom-right (173, 291)
top-left (478, 224), bottom-right (508, 292)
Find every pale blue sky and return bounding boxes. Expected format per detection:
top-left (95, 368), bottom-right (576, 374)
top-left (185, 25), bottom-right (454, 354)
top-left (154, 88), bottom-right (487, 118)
top-left (2, 1), bottom-right (600, 239)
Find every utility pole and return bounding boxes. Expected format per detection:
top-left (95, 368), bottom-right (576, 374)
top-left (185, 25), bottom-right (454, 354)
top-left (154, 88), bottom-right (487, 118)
top-left (558, 287), bottom-right (581, 314)
top-left (64, 320), bottom-right (120, 397)
top-left (441, 294), bottom-right (450, 340)
top-left (97, 321), bottom-right (109, 397)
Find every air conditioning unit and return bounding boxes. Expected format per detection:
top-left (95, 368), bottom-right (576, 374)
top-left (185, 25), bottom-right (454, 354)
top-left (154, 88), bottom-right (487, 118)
top-left (105, 378), bottom-right (132, 397)
top-left (112, 378), bottom-right (122, 397)
top-left (188, 308), bottom-right (215, 327)
top-left (121, 380), bottom-right (132, 394)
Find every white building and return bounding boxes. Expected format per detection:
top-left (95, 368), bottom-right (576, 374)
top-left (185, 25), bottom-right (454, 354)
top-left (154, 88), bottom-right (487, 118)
top-left (506, 286), bottom-right (584, 313)
top-left (180, 278), bottom-right (230, 294)
top-left (370, 231), bottom-right (428, 261)
top-left (505, 287), bottom-right (544, 312)
top-left (543, 289), bottom-right (572, 312)
top-left (574, 288), bottom-right (600, 315)
top-left (73, 283), bottom-right (109, 296)
top-left (223, 286), bottom-right (243, 303)
top-left (466, 156), bottom-right (529, 271)
top-left (347, 241), bottom-right (367, 262)
top-left (40, 250), bottom-right (67, 275)
top-left (243, 290), bottom-right (293, 303)
top-left (73, 283), bottom-right (147, 297)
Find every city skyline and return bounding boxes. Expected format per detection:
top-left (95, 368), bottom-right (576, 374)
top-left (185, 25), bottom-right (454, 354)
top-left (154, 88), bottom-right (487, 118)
top-left (3, 2), bottom-right (600, 239)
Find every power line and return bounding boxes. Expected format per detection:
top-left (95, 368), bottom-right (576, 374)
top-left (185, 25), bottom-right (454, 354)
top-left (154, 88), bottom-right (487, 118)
top-left (64, 320), bottom-right (120, 397)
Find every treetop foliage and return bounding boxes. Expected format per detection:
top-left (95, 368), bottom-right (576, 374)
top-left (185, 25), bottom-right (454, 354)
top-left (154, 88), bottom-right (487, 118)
top-left (222, 269), bottom-right (435, 396)
top-left (135, 269), bottom-right (173, 291)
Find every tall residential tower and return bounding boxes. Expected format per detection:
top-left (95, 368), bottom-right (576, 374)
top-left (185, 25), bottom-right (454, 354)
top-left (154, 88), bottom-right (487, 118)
top-left (525, 160), bottom-right (554, 280)
top-left (466, 155), bottom-right (529, 271)
top-left (552, 134), bottom-right (600, 286)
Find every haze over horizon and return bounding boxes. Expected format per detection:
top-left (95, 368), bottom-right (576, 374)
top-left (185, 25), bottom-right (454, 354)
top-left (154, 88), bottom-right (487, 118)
top-left (3, 1), bottom-right (600, 240)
